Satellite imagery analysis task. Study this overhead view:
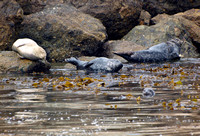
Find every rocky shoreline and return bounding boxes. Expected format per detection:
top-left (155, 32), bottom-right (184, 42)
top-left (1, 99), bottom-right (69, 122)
top-left (0, 0), bottom-right (200, 73)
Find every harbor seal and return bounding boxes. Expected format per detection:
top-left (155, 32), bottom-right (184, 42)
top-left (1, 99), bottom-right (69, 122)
top-left (142, 88), bottom-right (155, 98)
top-left (114, 38), bottom-right (182, 63)
top-left (12, 38), bottom-right (47, 61)
top-left (65, 57), bottom-right (123, 72)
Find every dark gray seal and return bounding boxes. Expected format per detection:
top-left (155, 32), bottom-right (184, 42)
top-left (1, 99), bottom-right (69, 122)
top-left (65, 57), bottom-right (123, 72)
top-left (114, 38), bottom-right (182, 63)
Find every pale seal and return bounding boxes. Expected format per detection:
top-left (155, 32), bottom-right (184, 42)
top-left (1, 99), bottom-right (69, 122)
top-left (12, 38), bottom-right (47, 61)
top-left (65, 57), bottom-right (123, 72)
top-left (114, 38), bottom-right (182, 63)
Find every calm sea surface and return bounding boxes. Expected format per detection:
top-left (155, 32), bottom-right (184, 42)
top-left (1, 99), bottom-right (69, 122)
top-left (0, 58), bottom-right (200, 136)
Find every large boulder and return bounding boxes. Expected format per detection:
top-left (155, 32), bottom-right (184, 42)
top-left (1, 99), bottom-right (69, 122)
top-left (68, 0), bottom-right (143, 39)
top-left (0, 51), bottom-right (51, 73)
top-left (0, 0), bottom-right (23, 50)
top-left (122, 15), bottom-right (199, 58)
top-left (17, 4), bottom-right (107, 62)
top-left (143, 0), bottom-right (200, 17)
top-left (16, 0), bottom-right (142, 40)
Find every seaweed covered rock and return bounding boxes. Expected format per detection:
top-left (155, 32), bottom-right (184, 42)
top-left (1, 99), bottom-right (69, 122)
top-left (17, 4), bottom-right (107, 62)
top-left (0, 51), bottom-right (50, 73)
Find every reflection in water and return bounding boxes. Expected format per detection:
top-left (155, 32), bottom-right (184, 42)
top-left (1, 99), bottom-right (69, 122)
top-left (0, 59), bottom-right (200, 135)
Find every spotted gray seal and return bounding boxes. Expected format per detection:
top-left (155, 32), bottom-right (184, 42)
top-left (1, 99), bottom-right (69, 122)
top-left (114, 38), bottom-right (182, 63)
top-left (65, 57), bottom-right (123, 72)
top-left (142, 88), bottom-right (155, 98)
top-left (12, 38), bottom-right (47, 61)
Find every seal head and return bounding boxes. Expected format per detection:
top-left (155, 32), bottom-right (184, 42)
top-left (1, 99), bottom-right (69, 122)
top-left (142, 88), bottom-right (155, 98)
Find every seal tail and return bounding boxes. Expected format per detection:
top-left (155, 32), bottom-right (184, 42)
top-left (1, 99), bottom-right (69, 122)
top-left (113, 52), bottom-right (133, 61)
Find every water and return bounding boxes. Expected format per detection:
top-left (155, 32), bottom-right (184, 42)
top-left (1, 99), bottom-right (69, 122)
top-left (0, 58), bottom-right (200, 136)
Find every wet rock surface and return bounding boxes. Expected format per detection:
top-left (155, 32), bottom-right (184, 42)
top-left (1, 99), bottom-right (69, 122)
top-left (0, 51), bottom-right (50, 73)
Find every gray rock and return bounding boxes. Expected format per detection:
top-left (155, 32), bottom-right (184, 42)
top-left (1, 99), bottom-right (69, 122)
top-left (17, 4), bottom-right (107, 62)
top-left (0, 51), bottom-right (50, 73)
top-left (65, 57), bottom-right (123, 73)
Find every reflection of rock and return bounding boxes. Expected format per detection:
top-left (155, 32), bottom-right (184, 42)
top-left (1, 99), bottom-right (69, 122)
top-left (17, 4), bottom-right (107, 62)
top-left (142, 88), bottom-right (155, 98)
top-left (15, 94), bottom-right (46, 103)
top-left (65, 57), bottom-right (123, 73)
top-left (0, 51), bottom-right (50, 73)
top-left (15, 89), bottom-right (47, 102)
top-left (12, 38), bottom-right (47, 61)
top-left (15, 88), bottom-right (47, 93)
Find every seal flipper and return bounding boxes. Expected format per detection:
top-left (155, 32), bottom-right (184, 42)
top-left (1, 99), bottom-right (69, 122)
top-left (17, 53), bottom-right (26, 59)
top-left (84, 62), bottom-right (94, 68)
